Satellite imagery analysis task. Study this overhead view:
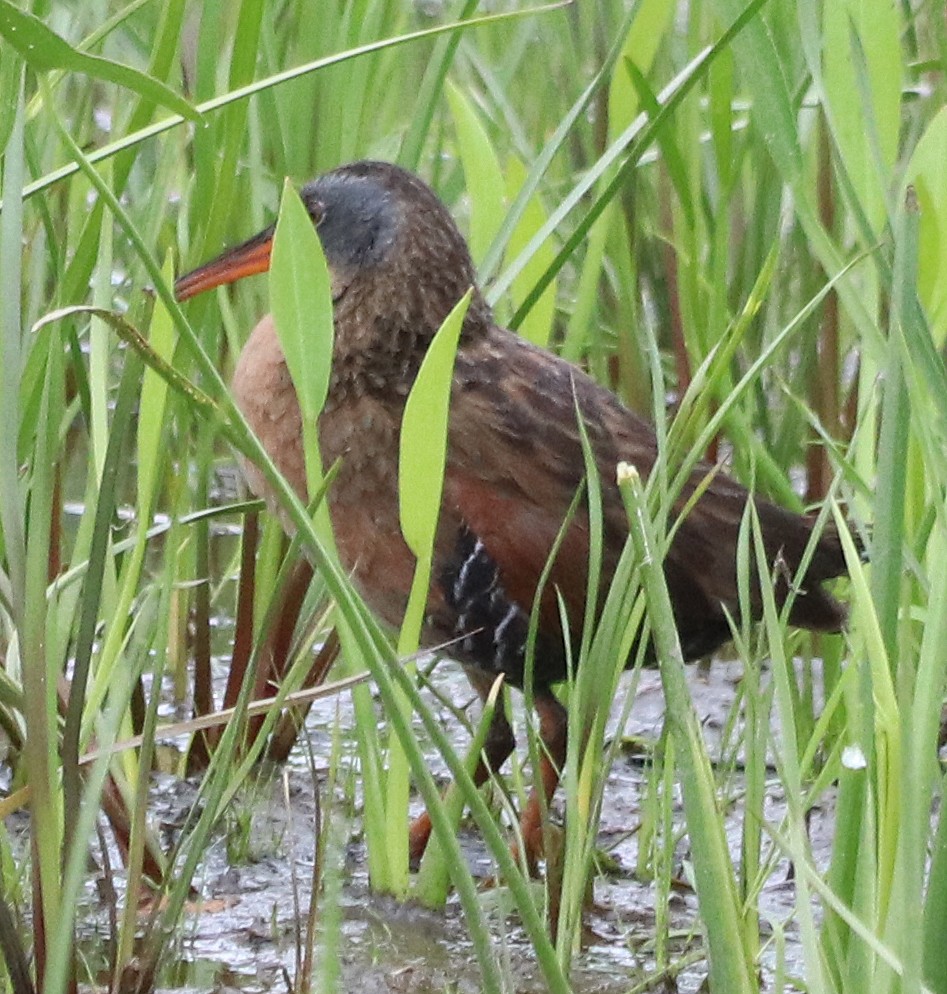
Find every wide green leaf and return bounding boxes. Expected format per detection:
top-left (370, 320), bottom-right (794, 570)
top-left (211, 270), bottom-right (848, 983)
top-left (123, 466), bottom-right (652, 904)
top-left (822, 0), bottom-right (902, 233)
top-left (446, 81), bottom-right (504, 268)
top-left (269, 179), bottom-right (335, 497)
top-left (504, 155), bottom-right (556, 347)
top-left (905, 107), bottom-right (947, 348)
top-left (399, 288), bottom-right (471, 567)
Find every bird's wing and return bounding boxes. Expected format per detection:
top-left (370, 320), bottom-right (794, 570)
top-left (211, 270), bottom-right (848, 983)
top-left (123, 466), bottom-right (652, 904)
top-left (441, 328), bottom-right (846, 656)
top-left (442, 329), bottom-right (703, 642)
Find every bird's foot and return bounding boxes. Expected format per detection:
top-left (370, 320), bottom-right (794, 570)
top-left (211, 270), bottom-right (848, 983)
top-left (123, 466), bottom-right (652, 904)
top-left (409, 806), bottom-right (551, 880)
top-left (407, 811), bottom-right (433, 869)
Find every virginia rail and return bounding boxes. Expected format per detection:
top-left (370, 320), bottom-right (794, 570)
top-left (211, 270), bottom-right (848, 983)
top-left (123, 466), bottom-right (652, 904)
top-left (175, 160), bottom-right (849, 869)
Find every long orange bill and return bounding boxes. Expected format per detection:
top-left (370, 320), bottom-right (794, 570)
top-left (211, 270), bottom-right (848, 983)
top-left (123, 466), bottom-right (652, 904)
top-left (174, 225), bottom-right (275, 302)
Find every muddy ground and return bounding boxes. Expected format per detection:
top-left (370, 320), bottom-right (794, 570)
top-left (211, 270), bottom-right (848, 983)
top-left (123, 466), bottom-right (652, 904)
top-left (64, 656), bottom-right (833, 994)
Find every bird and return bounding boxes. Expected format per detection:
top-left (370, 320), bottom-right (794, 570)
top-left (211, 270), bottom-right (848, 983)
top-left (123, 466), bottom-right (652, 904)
top-left (175, 160), bottom-right (851, 872)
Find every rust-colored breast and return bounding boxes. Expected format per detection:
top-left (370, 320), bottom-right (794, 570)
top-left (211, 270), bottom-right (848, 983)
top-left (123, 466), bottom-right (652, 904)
top-left (231, 314), bottom-right (306, 516)
top-left (232, 314), bottom-right (423, 627)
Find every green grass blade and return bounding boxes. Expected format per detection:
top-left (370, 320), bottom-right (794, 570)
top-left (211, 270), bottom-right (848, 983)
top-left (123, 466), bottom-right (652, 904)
top-left (871, 191), bottom-right (917, 666)
top-left (14, 5), bottom-right (568, 207)
top-left (0, 0), bottom-right (199, 121)
top-left (620, 464), bottom-right (757, 994)
top-left (399, 0), bottom-right (481, 172)
top-left (0, 69), bottom-right (25, 621)
top-left (503, 156), bottom-right (556, 347)
top-left (475, 0), bottom-right (647, 287)
top-left (447, 81), bottom-right (504, 266)
top-left (385, 288), bottom-right (469, 897)
top-left (904, 107), bottom-right (947, 349)
top-left (499, 0), bottom-right (771, 325)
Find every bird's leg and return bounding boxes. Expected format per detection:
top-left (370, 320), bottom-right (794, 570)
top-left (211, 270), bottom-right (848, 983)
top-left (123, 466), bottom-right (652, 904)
top-left (408, 667), bottom-right (515, 864)
top-left (515, 688), bottom-right (568, 877)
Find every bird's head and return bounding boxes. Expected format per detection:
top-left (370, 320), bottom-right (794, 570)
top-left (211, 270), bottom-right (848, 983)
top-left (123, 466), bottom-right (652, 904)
top-left (175, 161), bottom-right (491, 351)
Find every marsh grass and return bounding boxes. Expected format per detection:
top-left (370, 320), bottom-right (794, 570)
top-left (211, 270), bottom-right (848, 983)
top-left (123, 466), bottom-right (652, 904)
top-left (1, 2), bottom-right (946, 993)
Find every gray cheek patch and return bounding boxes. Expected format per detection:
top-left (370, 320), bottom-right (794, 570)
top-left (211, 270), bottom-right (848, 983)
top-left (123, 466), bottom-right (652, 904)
top-left (303, 174), bottom-right (399, 272)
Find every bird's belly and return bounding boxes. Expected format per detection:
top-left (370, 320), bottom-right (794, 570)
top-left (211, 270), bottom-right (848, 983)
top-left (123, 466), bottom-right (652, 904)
top-left (328, 497), bottom-right (416, 629)
top-left (320, 397), bottom-right (453, 636)
top-left (232, 315), bottom-right (307, 511)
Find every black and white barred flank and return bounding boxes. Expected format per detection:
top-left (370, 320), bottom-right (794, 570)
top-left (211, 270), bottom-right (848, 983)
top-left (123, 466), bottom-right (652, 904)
top-left (438, 524), bottom-right (568, 687)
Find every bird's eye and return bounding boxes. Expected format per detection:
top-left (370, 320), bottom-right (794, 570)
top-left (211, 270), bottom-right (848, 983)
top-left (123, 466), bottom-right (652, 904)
top-left (311, 200), bottom-right (327, 227)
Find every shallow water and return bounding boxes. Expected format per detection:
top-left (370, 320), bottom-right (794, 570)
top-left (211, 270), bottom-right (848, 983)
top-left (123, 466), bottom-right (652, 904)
top-left (100, 655), bottom-right (833, 994)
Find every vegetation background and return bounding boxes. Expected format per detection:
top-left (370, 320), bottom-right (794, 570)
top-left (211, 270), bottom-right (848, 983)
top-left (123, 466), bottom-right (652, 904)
top-left (0, 1), bottom-right (945, 993)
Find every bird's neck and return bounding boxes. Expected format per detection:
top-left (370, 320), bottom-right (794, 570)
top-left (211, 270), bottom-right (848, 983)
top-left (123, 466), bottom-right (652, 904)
top-left (326, 285), bottom-right (492, 409)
